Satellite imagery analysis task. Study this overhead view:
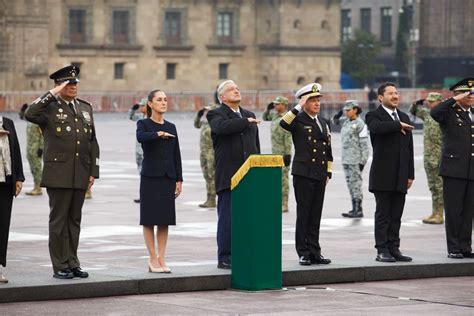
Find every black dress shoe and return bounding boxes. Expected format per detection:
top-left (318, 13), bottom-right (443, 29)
top-left (376, 252), bottom-right (396, 263)
top-left (448, 253), bottom-right (464, 259)
top-left (390, 250), bottom-right (412, 262)
top-left (299, 256), bottom-right (311, 266)
top-left (310, 254), bottom-right (331, 264)
top-left (53, 269), bottom-right (74, 279)
top-left (217, 262), bottom-right (231, 269)
top-left (462, 252), bottom-right (473, 258)
top-left (133, 199), bottom-right (140, 203)
top-left (71, 267), bottom-right (89, 278)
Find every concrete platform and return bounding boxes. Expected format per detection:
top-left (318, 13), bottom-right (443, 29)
top-left (1, 258), bottom-right (473, 303)
top-left (0, 113), bottom-right (472, 304)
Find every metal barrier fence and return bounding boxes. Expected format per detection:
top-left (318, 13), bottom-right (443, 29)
top-left (0, 89), bottom-right (449, 113)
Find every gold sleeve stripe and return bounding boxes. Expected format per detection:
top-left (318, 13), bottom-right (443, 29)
top-left (282, 111), bottom-right (296, 125)
top-left (327, 161), bottom-right (333, 173)
top-left (231, 155), bottom-right (285, 190)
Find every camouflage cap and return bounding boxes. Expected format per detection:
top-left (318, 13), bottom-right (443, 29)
top-left (204, 103), bottom-right (219, 110)
top-left (272, 96), bottom-right (289, 106)
top-left (138, 97), bottom-right (148, 106)
top-left (426, 92), bottom-right (442, 102)
top-left (343, 100), bottom-right (359, 110)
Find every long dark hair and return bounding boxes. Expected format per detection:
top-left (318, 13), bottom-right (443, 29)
top-left (146, 89), bottom-right (161, 117)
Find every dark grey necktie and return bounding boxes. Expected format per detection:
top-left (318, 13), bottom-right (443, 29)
top-left (391, 111), bottom-right (400, 121)
top-left (235, 111), bottom-right (242, 118)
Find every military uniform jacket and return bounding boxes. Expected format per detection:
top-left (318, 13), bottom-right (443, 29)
top-left (366, 106), bottom-right (414, 193)
top-left (280, 108), bottom-right (333, 181)
top-left (207, 104), bottom-right (260, 193)
top-left (430, 97), bottom-right (474, 180)
top-left (25, 92), bottom-right (100, 189)
top-left (337, 116), bottom-right (369, 165)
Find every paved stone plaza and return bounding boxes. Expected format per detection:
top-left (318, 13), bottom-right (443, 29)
top-left (0, 112), bottom-right (473, 313)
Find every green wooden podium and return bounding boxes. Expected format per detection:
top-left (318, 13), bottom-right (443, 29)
top-left (231, 154), bottom-right (284, 291)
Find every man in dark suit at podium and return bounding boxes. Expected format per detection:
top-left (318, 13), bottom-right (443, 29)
top-left (280, 83), bottom-right (333, 266)
top-left (207, 80), bottom-right (260, 269)
top-left (365, 82), bottom-right (414, 263)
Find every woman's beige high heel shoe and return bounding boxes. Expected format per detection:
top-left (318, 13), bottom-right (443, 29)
top-left (0, 272), bottom-right (8, 284)
top-left (148, 260), bottom-right (165, 273)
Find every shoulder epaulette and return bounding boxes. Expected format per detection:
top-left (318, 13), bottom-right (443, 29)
top-left (77, 98), bottom-right (92, 106)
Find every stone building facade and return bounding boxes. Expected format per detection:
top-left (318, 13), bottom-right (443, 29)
top-left (418, 0), bottom-right (474, 86)
top-left (0, 0), bottom-right (341, 92)
top-left (340, 0), bottom-right (405, 75)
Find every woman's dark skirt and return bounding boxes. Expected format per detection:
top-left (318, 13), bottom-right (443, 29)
top-left (0, 179), bottom-right (14, 267)
top-left (140, 175), bottom-right (176, 226)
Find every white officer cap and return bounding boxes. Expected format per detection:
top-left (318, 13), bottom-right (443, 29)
top-left (295, 83), bottom-right (323, 100)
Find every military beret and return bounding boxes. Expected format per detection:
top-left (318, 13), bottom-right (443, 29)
top-left (295, 83), bottom-right (322, 99)
top-left (343, 100), bottom-right (359, 110)
top-left (426, 92), bottom-right (442, 102)
top-left (449, 77), bottom-right (474, 92)
top-left (49, 65), bottom-right (80, 84)
top-left (272, 96), bottom-right (289, 106)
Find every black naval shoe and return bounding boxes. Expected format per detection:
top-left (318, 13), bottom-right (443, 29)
top-left (53, 269), bottom-right (74, 279)
top-left (310, 254), bottom-right (331, 265)
top-left (299, 256), bottom-right (312, 266)
top-left (462, 252), bottom-right (474, 258)
top-left (376, 251), bottom-right (396, 263)
top-left (71, 267), bottom-right (89, 278)
top-left (448, 253), bottom-right (464, 259)
top-left (390, 250), bottom-right (412, 262)
top-left (217, 262), bottom-right (231, 269)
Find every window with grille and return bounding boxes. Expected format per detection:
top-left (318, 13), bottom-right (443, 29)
top-left (381, 7), bottom-right (392, 43)
top-left (114, 62), bottom-right (125, 79)
top-left (164, 12), bottom-right (182, 45)
top-left (69, 9), bottom-right (86, 43)
top-left (216, 12), bottom-right (233, 44)
top-left (360, 8), bottom-right (371, 34)
top-left (219, 63), bottom-right (229, 79)
top-left (341, 9), bottom-right (351, 42)
top-left (166, 63), bottom-right (176, 80)
top-left (113, 10), bottom-right (130, 44)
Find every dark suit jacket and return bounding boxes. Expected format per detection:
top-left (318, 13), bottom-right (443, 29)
top-left (25, 92), bottom-right (100, 189)
top-left (280, 109), bottom-right (333, 181)
top-left (136, 118), bottom-right (183, 182)
top-left (430, 97), bottom-right (474, 180)
top-left (366, 105), bottom-right (414, 193)
top-left (1, 117), bottom-right (25, 196)
top-left (207, 104), bottom-right (260, 193)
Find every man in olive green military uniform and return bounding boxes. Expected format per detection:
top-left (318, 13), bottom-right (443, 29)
top-left (263, 96), bottom-right (293, 212)
top-left (409, 92), bottom-right (444, 224)
top-left (194, 101), bottom-right (219, 208)
top-left (25, 65), bottom-right (99, 279)
top-left (19, 103), bottom-right (44, 195)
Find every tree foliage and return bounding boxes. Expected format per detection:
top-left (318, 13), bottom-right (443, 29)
top-left (341, 30), bottom-right (384, 86)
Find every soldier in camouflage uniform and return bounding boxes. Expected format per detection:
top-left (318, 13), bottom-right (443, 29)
top-left (263, 96), bottom-right (293, 212)
top-left (129, 98), bottom-right (147, 203)
top-left (333, 100), bottom-right (369, 218)
top-left (409, 92), bottom-right (444, 224)
top-left (194, 101), bottom-right (219, 208)
top-left (19, 103), bottom-right (44, 196)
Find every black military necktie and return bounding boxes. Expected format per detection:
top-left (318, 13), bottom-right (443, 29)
top-left (235, 111), bottom-right (242, 118)
top-left (391, 111), bottom-right (400, 121)
top-left (68, 102), bottom-right (76, 115)
top-left (314, 117), bottom-right (322, 132)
